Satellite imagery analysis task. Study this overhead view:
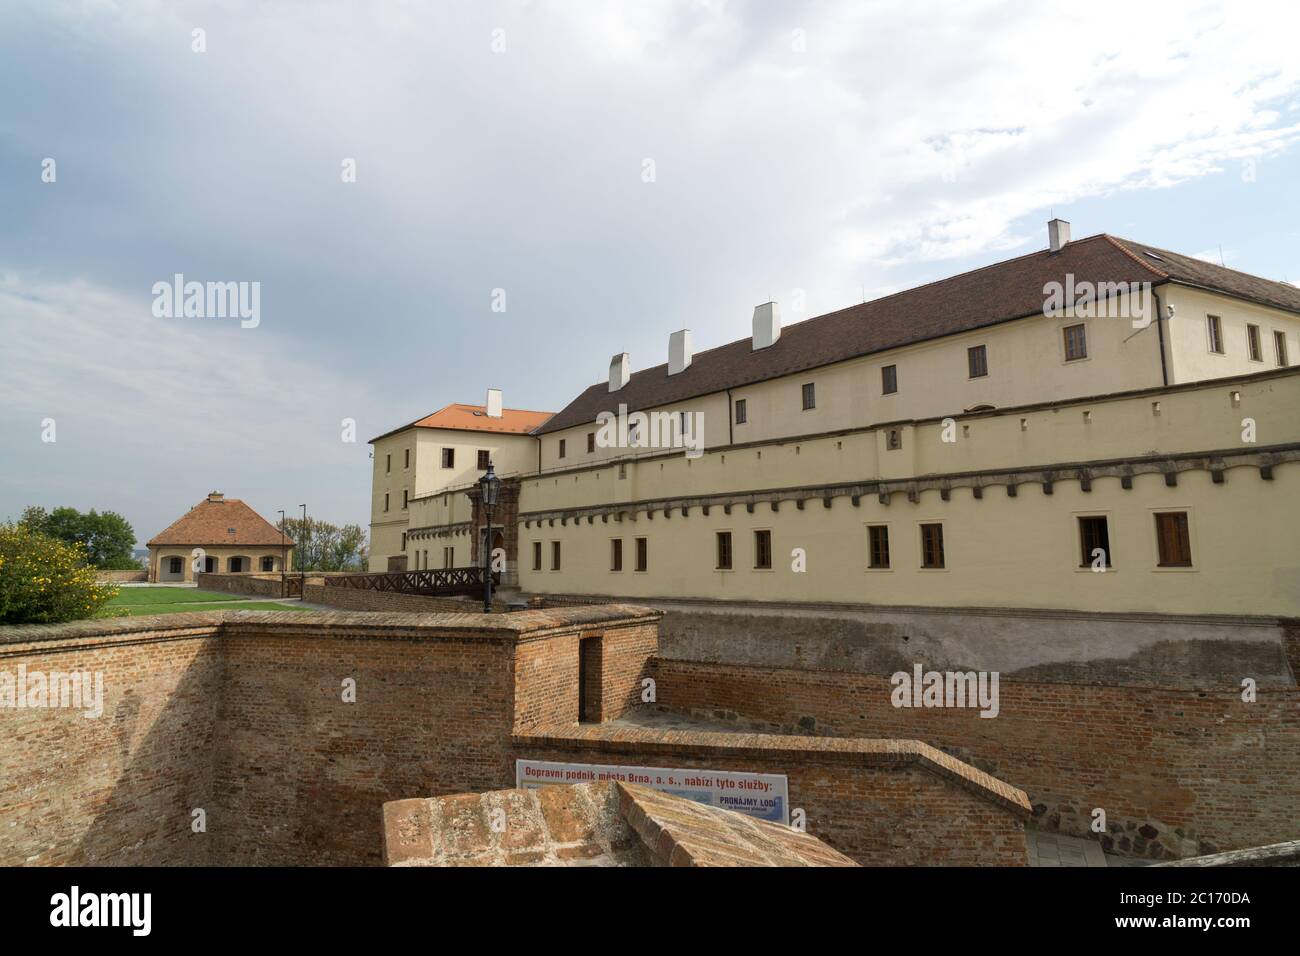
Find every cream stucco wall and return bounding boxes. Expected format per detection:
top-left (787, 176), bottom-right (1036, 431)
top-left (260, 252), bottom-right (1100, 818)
top-left (1161, 285), bottom-right (1299, 384)
top-left (516, 368), bottom-right (1300, 616)
top-left (368, 425), bottom-right (536, 570)
top-left (149, 545), bottom-right (293, 582)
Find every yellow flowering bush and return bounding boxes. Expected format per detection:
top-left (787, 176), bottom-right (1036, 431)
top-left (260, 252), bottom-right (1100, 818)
top-left (0, 524), bottom-right (119, 624)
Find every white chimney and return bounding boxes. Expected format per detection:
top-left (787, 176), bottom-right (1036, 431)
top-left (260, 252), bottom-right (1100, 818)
top-left (668, 329), bottom-right (693, 375)
top-left (485, 387), bottom-right (503, 418)
top-left (608, 352), bottom-right (630, 392)
top-left (1048, 218), bottom-right (1071, 252)
top-left (752, 301), bottom-right (781, 350)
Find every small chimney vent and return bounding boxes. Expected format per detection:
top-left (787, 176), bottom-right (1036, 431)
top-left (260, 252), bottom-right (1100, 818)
top-left (485, 388), bottom-right (503, 418)
top-left (608, 353), bottom-right (630, 392)
top-left (207, 491), bottom-right (224, 503)
top-left (1048, 218), bottom-right (1071, 252)
top-left (668, 329), bottom-right (693, 375)
top-left (752, 302), bottom-right (781, 350)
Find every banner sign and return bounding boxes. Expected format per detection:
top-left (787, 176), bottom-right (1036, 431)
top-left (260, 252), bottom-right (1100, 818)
top-left (515, 759), bottom-right (789, 824)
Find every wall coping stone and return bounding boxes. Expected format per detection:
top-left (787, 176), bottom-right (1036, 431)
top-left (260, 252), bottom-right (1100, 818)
top-left (515, 723), bottom-right (1033, 817)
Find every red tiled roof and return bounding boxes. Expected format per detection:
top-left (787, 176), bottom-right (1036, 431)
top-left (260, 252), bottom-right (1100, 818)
top-left (148, 496), bottom-right (294, 548)
top-left (370, 404), bottom-right (553, 443)
top-left (537, 234), bottom-right (1300, 434)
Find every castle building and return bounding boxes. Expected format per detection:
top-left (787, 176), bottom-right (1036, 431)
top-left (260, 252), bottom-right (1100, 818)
top-left (371, 222), bottom-right (1300, 617)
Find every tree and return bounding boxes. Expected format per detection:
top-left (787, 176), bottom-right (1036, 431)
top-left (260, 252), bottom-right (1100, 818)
top-left (0, 523), bottom-right (118, 624)
top-left (278, 516), bottom-right (368, 571)
top-left (19, 506), bottom-right (138, 570)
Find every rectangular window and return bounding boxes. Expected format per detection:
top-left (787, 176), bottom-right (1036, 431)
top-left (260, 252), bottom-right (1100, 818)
top-left (801, 382), bottom-right (816, 410)
top-left (1154, 512), bottom-right (1192, 567)
top-left (558, 439), bottom-right (566, 459)
top-left (1207, 315), bottom-right (1224, 354)
top-left (401, 532), bottom-right (407, 551)
top-left (635, 537), bottom-right (648, 572)
top-left (404, 448), bottom-right (410, 469)
top-left (385, 454), bottom-right (392, 474)
top-left (441, 448), bottom-right (455, 468)
top-left (261, 556), bottom-right (274, 571)
top-left (754, 529), bottom-right (772, 570)
top-left (477, 449), bottom-right (490, 470)
top-left (868, 525), bottom-right (890, 569)
top-left (920, 523), bottom-right (945, 569)
top-left (551, 541), bottom-right (561, 571)
top-left (882, 364), bottom-right (898, 394)
top-left (444, 546), bottom-right (454, 568)
top-left (735, 399), bottom-right (747, 424)
top-left (1078, 516), bottom-right (1111, 568)
top-left (1064, 323), bottom-right (1087, 361)
top-left (716, 532), bottom-right (732, 570)
top-left (611, 538), bottom-right (623, 572)
top-left (587, 432), bottom-right (595, 453)
top-left (1247, 324), bottom-right (1262, 362)
top-left (169, 556), bottom-right (182, 574)
top-left (1275, 331), bottom-right (1289, 367)
top-left (384, 493), bottom-right (389, 512)
top-left (967, 344), bottom-right (988, 378)
top-left (402, 489), bottom-right (408, 509)
top-left (532, 541), bottom-right (542, 571)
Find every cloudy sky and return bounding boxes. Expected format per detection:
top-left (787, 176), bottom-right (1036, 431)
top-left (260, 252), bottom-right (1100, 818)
top-left (2, 0), bottom-right (1299, 546)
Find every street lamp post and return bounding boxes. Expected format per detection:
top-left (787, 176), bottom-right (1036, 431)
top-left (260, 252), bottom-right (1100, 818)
top-left (479, 463), bottom-right (500, 613)
top-left (299, 503), bottom-right (307, 597)
top-left (278, 509), bottom-right (286, 598)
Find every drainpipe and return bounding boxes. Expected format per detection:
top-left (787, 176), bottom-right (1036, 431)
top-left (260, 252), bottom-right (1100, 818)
top-left (726, 388), bottom-right (734, 445)
top-left (1152, 286), bottom-right (1169, 387)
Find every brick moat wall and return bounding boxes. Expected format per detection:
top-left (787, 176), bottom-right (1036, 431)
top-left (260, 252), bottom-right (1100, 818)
top-left (652, 657), bottom-right (1300, 859)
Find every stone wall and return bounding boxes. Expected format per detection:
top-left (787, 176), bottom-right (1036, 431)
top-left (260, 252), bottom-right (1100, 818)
top-left (196, 572), bottom-right (297, 597)
top-left (95, 569), bottom-right (147, 584)
top-left (651, 657), bottom-right (1300, 859)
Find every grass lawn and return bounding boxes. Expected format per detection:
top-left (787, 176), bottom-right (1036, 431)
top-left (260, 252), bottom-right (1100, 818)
top-left (106, 587), bottom-right (247, 606)
top-left (102, 587), bottom-right (308, 617)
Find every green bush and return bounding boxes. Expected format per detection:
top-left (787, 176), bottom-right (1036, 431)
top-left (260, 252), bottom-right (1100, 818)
top-left (0, 524), bottom-right (119, 625)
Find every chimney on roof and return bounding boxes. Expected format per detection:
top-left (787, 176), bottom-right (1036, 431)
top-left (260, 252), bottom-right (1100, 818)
top-left (1048, 218), bottom-right (1071, 252)
top-left (207, 491), bottom-right (224, 503)
top-left (485, 388), bottom-right (503, 418)
top-left (609, 352), bottom-right (630, 392)
top-left (752, 301), bottom-right (781, 350)
top-left (668, 329), bottom-right (693, 375)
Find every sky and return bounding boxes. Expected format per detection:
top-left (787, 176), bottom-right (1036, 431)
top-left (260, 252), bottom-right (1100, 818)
top-left (2, 0), bottom-right (1299, 547)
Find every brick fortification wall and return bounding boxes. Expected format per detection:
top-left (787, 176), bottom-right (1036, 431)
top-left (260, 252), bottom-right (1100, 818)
top-left (1, 605), bottom-right (1034, 867)
top-left (652, 658), bottom-right (1300, 859)
top-left (0, 616), bottom-right (222, 865)
top-left (514, 729), bottom-right (1029, 866)
top-left (301, 582), bottom-right (508, 614)
top-left (0, 607), bottom-right (663, 866)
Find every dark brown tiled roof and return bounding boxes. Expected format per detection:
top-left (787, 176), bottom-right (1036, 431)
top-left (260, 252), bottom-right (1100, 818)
top-left (537, 234), bottom-right (1300, 434)
top-left (148, 496), bottom-right (294, 547)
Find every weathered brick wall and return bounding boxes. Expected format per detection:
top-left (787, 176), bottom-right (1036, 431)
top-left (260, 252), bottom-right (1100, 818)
top-left (302, 583), bottom-right (507, 613)
top-left (0, 607), bottom-right (664, 867)
top-left (512, 619), bottom-right (660, 732)
top-left (213, 619), bottom-right (517, 865)
top-left (0, 617), bottom-right (222, 865)
top-left (652, 658), bottom-right (1300, 859)
top-left (514, 730), bottom-right (1030, 866)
